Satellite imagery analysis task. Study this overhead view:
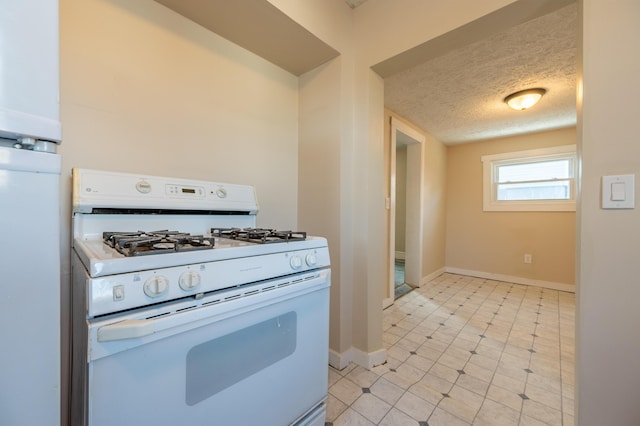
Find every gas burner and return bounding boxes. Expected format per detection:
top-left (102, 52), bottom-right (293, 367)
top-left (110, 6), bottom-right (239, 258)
top-left (211, 228), bottom-right (307, 244)
top-left (103, 230), bottom-right (214, 257)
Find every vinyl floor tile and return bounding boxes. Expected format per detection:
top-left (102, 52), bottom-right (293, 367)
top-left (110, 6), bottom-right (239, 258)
top-left (326, 273), bottom-right (574, 426)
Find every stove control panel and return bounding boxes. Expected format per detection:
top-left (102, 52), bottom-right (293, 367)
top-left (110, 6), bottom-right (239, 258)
top-left (72, 168), bottom-right (258, 214)
top-left (87, 246), bottom-right (330, 317)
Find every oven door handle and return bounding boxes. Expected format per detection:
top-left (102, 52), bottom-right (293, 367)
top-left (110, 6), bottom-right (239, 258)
top-left (98, 319), bottom-right (155, 342)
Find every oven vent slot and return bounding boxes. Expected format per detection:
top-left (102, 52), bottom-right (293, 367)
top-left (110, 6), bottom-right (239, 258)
top-left (176, 305), bottom-right (197, 313)
top-left (244, 289), bottom-right (260, 296)
top-left (146, 312), bottom-right (171, 320)
top-left (202, 299), bottom-right (221, 306)
top-left (224, 294), bottom-right (242, 301)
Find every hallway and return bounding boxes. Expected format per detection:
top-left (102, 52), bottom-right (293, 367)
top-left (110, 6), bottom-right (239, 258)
top-left (394, 261), bottom-right (413, 299)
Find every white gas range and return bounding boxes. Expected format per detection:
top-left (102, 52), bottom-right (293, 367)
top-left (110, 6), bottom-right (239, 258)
top-left (70, 168), bottom-right (330, 426)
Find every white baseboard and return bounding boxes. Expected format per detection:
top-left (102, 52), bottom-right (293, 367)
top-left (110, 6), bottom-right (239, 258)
top-left (353, 347), bottom-right (387, 369)
top-left (328, 347), bottom-right (387, 371)
top-left (444, 267), bottom-right (575, 293)
top-left (394, 251), bottom-right (405, 261)
top-left (420, 267), bottom-right (446, 287)
top-left (328, 348), bottom-right (351, 370)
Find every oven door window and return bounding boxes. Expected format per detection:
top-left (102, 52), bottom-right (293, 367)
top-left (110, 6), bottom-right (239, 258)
top-left (186, 311), bottom-right (297, 405)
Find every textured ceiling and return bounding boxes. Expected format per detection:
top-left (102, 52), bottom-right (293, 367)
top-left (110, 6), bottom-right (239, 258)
top-left (384, 3), bottom-right (577, 145)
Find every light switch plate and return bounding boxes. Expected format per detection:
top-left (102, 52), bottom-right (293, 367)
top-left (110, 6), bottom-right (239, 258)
top-left (602, 174), bottom-right (635, 209)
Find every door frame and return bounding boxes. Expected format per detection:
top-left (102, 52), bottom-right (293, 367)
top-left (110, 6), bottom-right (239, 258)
top-left (384, 117), bottom-right (425, 308)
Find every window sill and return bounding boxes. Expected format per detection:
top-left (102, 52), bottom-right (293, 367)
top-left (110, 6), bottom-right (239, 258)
top-left (483, 200), bottom-right (576, 212)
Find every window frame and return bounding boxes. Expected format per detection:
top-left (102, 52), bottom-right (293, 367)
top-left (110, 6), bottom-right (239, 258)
top-left (482, 145), bottom-right (577, 212)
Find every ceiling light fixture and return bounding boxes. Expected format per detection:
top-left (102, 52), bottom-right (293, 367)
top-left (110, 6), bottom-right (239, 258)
top-left (504, 88), bottom-right (546, 111)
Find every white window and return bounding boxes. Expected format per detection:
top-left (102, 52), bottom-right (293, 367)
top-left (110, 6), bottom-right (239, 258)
top-left (482, 145), bottom-right (577, 212)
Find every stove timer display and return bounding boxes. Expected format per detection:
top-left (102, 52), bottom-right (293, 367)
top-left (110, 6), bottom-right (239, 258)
top-left (165, 184), bottom-right (205, 198)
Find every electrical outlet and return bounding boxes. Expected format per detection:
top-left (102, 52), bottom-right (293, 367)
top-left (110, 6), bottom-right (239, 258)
top-left (524, 254), bottom-right (533, 264)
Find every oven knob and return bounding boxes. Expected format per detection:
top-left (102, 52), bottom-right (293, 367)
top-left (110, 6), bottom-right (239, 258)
top-left (289, 255), bottom-right (303, 270)
top-left (144, 276), bottom-right (169, 298)
top-left (305, 253), bottom-right (317, 267)
top-left (179, 271), bottom-right (201, 291)
top-left (136, 181), bottom-right (152, 194)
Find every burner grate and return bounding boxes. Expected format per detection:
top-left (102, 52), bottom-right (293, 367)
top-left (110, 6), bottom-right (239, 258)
top-left (211, 228), bottom-right (306, 244)
top-left (103, 230), bottom-right (215, 257)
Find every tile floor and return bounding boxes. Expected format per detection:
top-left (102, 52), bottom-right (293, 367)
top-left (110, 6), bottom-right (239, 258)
top-left (326, 273), bottom-right (575, 426)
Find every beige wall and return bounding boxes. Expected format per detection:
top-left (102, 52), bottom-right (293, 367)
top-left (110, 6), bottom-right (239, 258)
top-left (298, 58), bottom-right (349, 356)
top-left (60, 0), bottom-right (300, 230)
top-left (446, 127), bottom-right (576, 286)
top-left (577, 0), bottom-right (640, 424)
top-left (422, 123), bottom-right (449, 278)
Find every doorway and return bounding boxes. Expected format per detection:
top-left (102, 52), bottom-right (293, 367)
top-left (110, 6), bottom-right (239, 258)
top-left (384, 117), bottom-right (425, 308)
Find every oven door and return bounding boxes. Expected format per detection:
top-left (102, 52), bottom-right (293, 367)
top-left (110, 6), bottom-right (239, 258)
top-left (84, 270), bottom-right (330, 426)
